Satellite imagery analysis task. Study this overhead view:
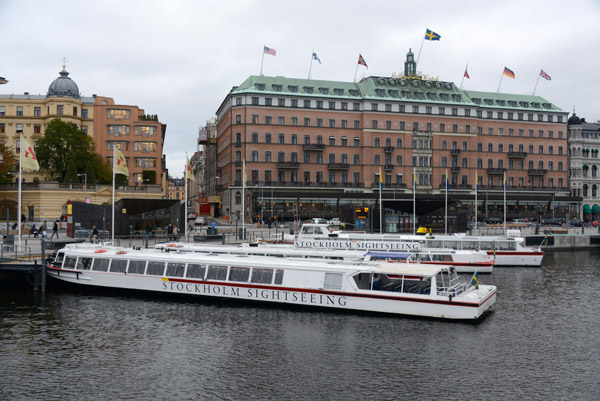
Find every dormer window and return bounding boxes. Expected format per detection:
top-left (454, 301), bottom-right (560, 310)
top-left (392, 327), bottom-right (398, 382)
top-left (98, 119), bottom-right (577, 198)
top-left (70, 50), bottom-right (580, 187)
top-left (334, 88), bottom-right (344, 95)
top-left (256, 83), bottom-right (265, 90)
top-left (319, 87), bottom-right (329, 95)
top-left (303, 86), bottom-right (314, 94)
top-left (349, 89), bottom-right (359, 96)
top-left (288, 85), bottom-right (298, 93)
top-left (272, 84), bottom-right (282, 92)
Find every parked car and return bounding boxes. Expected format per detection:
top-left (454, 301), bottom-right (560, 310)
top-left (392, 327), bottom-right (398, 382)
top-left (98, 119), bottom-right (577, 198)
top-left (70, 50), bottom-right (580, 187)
top-left (592, 220), bottom-right (599, 227)
top-left (568, 219), bottom-right (583, 227)
top-left (513, 218), bottom-right (532, 227)
top-left (541, 218), bottom-right (561, 226)
top-left (328, 218), bottom-right (340, 226)
top-left (484, 216), bottom-right (503, 224)
top-left (194, 217), bottom-right (205, 226)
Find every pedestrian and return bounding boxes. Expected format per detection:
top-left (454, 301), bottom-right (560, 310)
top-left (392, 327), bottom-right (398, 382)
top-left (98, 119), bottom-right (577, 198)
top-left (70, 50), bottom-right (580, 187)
top-left (92, 225), bottom-right (99, 243)
top-left (50, 220), bottom-right (59, 240)
top-left (21, 213), bottom-right (27, 230)
top-left (172, 225), bottom-right (178, 241)
top-left (145, 224), bottom-right (152, 240)
top-left (167, 224), bottom-right (173, 240)
top-left (39, 221), bottom-right (47, 239)
top-left (30, 224), bottom-right (38, 238)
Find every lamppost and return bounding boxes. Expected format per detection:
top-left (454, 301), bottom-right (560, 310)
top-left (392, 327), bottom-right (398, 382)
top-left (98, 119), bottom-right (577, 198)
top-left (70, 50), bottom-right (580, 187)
top-left (77, 173), bottom-right (87, 203)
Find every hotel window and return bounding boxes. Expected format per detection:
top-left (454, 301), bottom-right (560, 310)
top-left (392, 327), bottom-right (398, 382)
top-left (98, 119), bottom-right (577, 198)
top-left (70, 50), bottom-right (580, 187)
top-left (278, 134), bottom-right (285, 144)
top-left (265, 170), bottom-right (272, 182)
top-left (528, 129), bottom-right (534, 137)
top-left (498, 128), bottom-right (504, 135)
top-left (291, 134), bottom-right (297, 144)
top-left (507, 112), bottom-right (513, 120)
top-left (548, 130), bottom-right (554, 138)
top-left (399, 121), bottom-right (405, 130)
top-left (488, 143), bottom-right (493, 152)
top-left (558, 146), bottom-right (563, 155)
top-left (441, 140), bottom-right (447, 150)
top-left (462, 141), bottom-right (468, 151)
top-left (539, 145), bottom-right (544, 154)
top-left (538, 130), bottom-right (544, 137)
top-left (0, 123), bottom-right (5, 133)
top-left (353, 103), bottom-right (360, 111)
top-left (107, 109), bottom-right (130, 119)
top-left (374, 137), bottom-right (380, 147)
top-left (529, 145), bottom-right (534, 153)
top-left (426, 106), bottom-right (432, 114)
top-left (341, 136), bottom-right (347, 146)
top-left (477, 159), bottom-right (483, 168)
top-left (251, 115), bottom-right (258, 124)
top-left (265, 98), bottom-right (272, 106)
top-left (135, 126), bottom-right (155, 137)
top-left (34, 124), bottom-right (41, 134)
top-left (354, 120), bottom-right (360, 129)
top-left (528, 114), bottom-right (534, 121)
top-left (108, 125), bottom-right (130, 136)
top-left (412, 122), bottom-right (419, 131)
top-left (487, 111), bottom-right (493, 118)
top-left (329, 119), bottom-right (335, 128)
top-left (372, 120), bottom-right (378, 129)
top-left (304, 153), bottom-right (310, 163)
top-left (353, 154), bottom-right (360, 165)
top-left (341, 119), bottom-right (348, 128)
top-left (329, 153), bottom-right (335, 163)
top-left (265, 133), bottom-right (271, 143)
top-left (252, 97), bottom-right (259, 105)
top-left (265, 116), bottom-right (272, 125)
top-left (316, 153), bottom-right (323, 164)
top-left (353, 172), bottom-right (360, 184)
top-left (396, 138), bottom-right (402, 148)
top-left (278, 116), bottom-right (285, 125)
top-left (73, 106), bottom-right (78, 116)
top-left (277, 152), bottom-right (285, 162)
top-left (371, 103), bottom-right (378, 111)
top-left (396, 155), bottom-right (402, 166)
top-left (316, 171), bottom-right (323, 183)
top-left (497, 112), bottom-right (503, 119)
top-left (558, 131), bottom-right (564, 138)
top-left (548, 161), bottom-right (554, 171)
top-left (354, 137), bottom-right (360, 147)
top-left (488, 127), bottom-right (493, 135)
top-left (34, 107), bottom-right (41, 117)
top-left (134, 142), bottom-right (156, 152)
top-left (441, 157), bottom-right (447, 167)
top-left (291, 99), bottom-right (298, 107)
top-left (386, 120), bottom-right (392, 130)
top-left (304, 118), bottom-right (311, 126)
top-left (235, 115), bottom-right (241, 124)
top-left (0, 106), bottom-right (5, 116)
top-left (439, 123), bottom-right (445, 133)
top-left (558, 162), bottom-right (563, 172)
top-left (317, 135), bottom-right (323, 144)
top-left (426, 122), bottom-right (432, 131)
top-left (439, 107), bottom-right (445, 115)
top-left (477, 110), bottom-right (483, 118)
top-left (291, 152), bottom-right (298, 162)
top-left (17, 106), bottom-right (24, 116)
top-left (329, 136), bottom-right (336, 146)
top-left (251, 133), bottom-right (258, 143)
top-left (398, 105), bottom-right (405, 113)
top-left (304, 171), bottom-right (311, 183)
top-left (412, 106), bottom-right (419, 113)
top-left (341, 102), bottom-right (348, 110)
top-left (265, 151), bottom-right (271, 162)
top-left (291, 117), bottom-right (298, 126)
top-left (477, 143), bottom-right (482, 152)
top-left (278, 170), bottom-right (285, 182)
top-left (236, 97), bottom-right (243, 105)
top-left (385, 104), bottom-right (392, 112)
top-left (16, 123), bottom-right (23, 133)
top-left (329, 101), bottom-right (336, 109)
top-left (498, 143), bottom-right (503, 152)
top-left (251, 151), bottom-right (259, 162)
top-left (303, 100), bottom-right (310, 108)
top-left (303, 135), bottom-right (310, 144)
top-left (465, 124), bottom-right (471, 133)
top-left (317, 118), bottom-right (323, 127)
top-left (452, 124), bottom-right (458, 133)
top-left (465, 109), bottom-right (471, 117)
top-left (316, 101), bottom-right (323, 109)
top-left (278, 98), bottom-right (285, 106)
top-left (452, 108), bottom-right (458, 116)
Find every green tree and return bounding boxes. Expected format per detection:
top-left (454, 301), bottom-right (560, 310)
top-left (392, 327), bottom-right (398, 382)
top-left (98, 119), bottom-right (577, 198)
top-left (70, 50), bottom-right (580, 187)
top-left (0, 144), bottom-right (17, 184)
top-left (64, 159), bottom-right (79, 184)
top-left (36, 119), bottom-right (97, 182)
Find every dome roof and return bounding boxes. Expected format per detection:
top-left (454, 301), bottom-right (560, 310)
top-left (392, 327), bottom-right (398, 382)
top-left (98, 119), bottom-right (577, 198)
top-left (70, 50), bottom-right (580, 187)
top-left (568, 113), bottom-right (582, 125)
top-left (47, 69), bottom-right (80, 99)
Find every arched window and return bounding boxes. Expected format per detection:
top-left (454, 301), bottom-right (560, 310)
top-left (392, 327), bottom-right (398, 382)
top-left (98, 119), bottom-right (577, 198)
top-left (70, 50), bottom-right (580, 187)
top-left (583, 185), bottom-right (589, 197)
top-left (593, 185), bottom-right (598, 197)
top-left (235, 191), bottom-right (242, 205)
top-left (583, 165), bottom-right (589, 177)
top-left (593, 165), bottom-right (598, 177)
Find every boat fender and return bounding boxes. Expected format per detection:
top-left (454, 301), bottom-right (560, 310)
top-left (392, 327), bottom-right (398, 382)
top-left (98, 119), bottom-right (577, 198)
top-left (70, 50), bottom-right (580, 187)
top-left (95, 249), bottom-right (107, 253)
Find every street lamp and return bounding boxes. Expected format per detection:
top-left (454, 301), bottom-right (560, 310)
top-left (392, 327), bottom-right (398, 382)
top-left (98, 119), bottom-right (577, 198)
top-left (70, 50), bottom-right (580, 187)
top-left (77, 173), bottom-right (87, 203)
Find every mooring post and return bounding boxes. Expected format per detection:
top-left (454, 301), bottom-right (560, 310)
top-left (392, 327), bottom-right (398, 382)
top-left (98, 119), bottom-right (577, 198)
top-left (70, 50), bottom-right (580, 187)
top-left (41, 238), bottom-right (46, 292)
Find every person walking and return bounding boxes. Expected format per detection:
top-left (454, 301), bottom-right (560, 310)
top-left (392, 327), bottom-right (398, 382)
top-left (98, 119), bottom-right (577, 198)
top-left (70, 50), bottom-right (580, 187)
top-left (50, 220), bottom-right (59, 241)
top-left (39, 221), bottom-right (47, 239)
top-left (92, 225), bottom-right (99, 243)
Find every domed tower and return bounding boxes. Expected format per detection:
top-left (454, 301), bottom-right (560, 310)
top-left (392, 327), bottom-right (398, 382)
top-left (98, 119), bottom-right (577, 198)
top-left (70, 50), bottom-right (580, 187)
top-left (404, 49), bottom-right (416, 77)
top-left (47, 67), bottom-right (80, 99)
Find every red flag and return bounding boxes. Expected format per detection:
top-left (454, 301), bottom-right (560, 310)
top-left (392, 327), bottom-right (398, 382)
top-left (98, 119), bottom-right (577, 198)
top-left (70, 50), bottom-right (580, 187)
top-left (358, 54), bottom-right (368, 69)
top-left (464, 68), bottom-right (470, 79)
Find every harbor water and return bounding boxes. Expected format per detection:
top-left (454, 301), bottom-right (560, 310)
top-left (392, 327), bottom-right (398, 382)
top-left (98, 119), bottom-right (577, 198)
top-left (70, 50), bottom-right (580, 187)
top-left (1, 250), bottom-right (599, 400)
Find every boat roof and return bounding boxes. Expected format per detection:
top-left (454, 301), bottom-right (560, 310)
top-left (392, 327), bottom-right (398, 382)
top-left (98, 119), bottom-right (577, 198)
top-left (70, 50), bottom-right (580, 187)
top-left (372, 264), bottom-right (444, 277)
top-left (366, 251), bottom-right (412, 259)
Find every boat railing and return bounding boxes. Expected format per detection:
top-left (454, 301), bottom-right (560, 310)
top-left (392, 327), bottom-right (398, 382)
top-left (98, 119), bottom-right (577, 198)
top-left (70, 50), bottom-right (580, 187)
top-left (438, 282), bottom-right (468, 297)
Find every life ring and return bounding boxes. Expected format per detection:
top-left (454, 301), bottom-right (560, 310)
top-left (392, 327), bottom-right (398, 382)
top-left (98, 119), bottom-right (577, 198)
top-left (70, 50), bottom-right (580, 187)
top-left (95, 249), bottom-right (107, 253)
top-left (116, 250), bottom-right (127, 255)
top-left (167, 243), bottom-right (176, 247)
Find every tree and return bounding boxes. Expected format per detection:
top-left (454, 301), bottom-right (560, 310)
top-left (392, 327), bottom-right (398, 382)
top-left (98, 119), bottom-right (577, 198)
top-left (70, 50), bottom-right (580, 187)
top-left (64, 160), bottom-right (79, 184)
top-left (36, 119), bottom-right (97, 182)
top-left (0, 144), bottom-right (17, 184)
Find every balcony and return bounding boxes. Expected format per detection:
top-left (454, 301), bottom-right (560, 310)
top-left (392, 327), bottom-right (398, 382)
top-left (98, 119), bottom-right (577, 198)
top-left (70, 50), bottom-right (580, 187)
top-left (302, 143), bottom-right (325, 151)
top-left (451, 166), bottom-right (461, 173)
top-left (384, 164), bottom-right (394, 171)
top-left (508, 151), bottom-right (527, 159)
top-left (487, 168), bottom-right (507, 175)
top-left (384, 146), bottom-right (394, 153)
top-left (528, 169), bottom-right (548, 176)
top-left (451, 149), bottom-right (461, 155)
top-left (215, 184), bottom-right (223, 191)
top-left (327, 163), bottom-right (350, 170)
top-left (277, 161), bottom-right (300, 169)
top-left (234, 160), bottom-right (242, 167)
top-left (439, 183), bottom-right (473, 190)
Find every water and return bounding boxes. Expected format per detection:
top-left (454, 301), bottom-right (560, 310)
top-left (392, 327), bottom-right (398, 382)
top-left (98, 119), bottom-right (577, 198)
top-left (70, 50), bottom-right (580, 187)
top-left (1, 251), bottom-right (599, 400)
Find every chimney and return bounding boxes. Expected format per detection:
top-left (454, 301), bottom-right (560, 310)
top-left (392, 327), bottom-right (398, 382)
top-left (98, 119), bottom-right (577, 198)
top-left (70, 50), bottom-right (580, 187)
top-left (581, 118), bottom-right (586, 123)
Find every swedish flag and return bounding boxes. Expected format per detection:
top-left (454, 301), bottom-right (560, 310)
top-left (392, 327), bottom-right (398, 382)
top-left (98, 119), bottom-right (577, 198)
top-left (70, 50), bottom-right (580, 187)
top-left (425, 29), bottom-right (441, 41)
top-left (470, 272), bottom-right (479, 289)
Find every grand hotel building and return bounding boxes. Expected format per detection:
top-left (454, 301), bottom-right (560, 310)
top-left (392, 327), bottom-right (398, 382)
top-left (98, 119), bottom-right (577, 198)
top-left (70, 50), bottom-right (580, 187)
top-left (211, 51), bottom-right (575, 230)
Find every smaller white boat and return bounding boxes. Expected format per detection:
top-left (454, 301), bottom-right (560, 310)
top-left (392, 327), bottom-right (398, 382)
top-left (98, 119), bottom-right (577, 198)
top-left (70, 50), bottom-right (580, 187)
top-left (47, 243), bottom-right (496, 320)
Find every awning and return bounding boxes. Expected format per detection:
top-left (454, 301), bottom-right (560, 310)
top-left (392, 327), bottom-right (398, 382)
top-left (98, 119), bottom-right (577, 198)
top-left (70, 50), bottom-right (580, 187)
top-left (593, 205), bottom-right (600, 213)
top-left (583, 204), bottom-right (591, 214)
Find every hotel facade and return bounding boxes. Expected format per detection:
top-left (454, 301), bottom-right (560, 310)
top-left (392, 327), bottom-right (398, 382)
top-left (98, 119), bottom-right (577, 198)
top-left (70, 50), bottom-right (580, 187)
top-left (208, 51), bottom-right (576, 230)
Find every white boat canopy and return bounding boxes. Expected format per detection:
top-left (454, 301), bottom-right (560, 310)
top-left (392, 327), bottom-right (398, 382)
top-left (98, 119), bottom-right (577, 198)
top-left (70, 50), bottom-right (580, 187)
top-left (372, 264), bottom-right (445, 277)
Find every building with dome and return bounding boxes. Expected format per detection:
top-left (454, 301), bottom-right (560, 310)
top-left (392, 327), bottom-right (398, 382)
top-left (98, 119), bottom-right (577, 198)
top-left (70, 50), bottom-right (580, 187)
top-left (0, 66), bottom-right (167, 222)
top-left (567, 114), bottom-right (600, 221)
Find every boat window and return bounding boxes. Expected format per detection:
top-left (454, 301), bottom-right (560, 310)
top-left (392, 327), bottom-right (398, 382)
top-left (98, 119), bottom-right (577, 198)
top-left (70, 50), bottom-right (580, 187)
top-left (498, 241), bottom-right (516, 250)
top-left (146, 261), bottom-right (165, 276)
top-left (418, 254), bottom-right (431, 262)
top-left (431, 254), bottom-right (445, 262)
top-left (166, 263), bottom-right (185, 277)
top-left (353, 273), bottom-right (372, 290)
top-left (480, 241), bottom-right (493, 250)
top-left (229, 266), bottom-right (250, 282)
top-left (324, 273), bottom-right (343, 289)
top-left (206, 265), bottom-right (228, 281)
top-left (54, 252), bottom-right (65, 264)
top-left (274, 269), bottom-right (284, 285)
top-left (301, 226), bottom-right (315, 235)
top-left (251, 268), bottom-right (273, 284)
top-left (128, 260), bottom-right (146, 274)
top-left (427, 240), bottom-right (442, 248)
top-left (64, 256), bottom-right (77, 269)
top-left (462, 241), bottom-right (477, 250)
top-left (92, 258), bottom-right (110, 272)
top-left (371, 273), bottom-right (402, 292)
top-left (443, 241), bottom-right (459, 250)
top-left (110, 259), bottom-right (127, 273)
top-left (186, 263), bottom-right (206, 279)
top-left (77, 257), bottom-right (92, 270)
top-left (402, 277), bottom-right (431, 294)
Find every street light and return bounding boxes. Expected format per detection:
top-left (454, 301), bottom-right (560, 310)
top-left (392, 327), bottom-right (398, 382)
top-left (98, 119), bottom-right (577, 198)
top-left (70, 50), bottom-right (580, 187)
top-left (77, 173), bottom-right (87, 203)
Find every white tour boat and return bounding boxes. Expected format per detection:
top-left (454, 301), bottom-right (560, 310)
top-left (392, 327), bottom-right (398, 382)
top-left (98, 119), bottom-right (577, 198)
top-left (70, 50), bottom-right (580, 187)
top-left (155, 242), bottom-right (494, 273)
top-left (46, 243), bottom-right (496, 320)
top-left (296, 223), bottom-right (543, 267)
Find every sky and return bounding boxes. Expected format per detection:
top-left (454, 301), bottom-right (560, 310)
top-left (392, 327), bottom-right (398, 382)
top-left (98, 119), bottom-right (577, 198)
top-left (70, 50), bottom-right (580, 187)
top-left (2, 0), bottom-right (600, 178)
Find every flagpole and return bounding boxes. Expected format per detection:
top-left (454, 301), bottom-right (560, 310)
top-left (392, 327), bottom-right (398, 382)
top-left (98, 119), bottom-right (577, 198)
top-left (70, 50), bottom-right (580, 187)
top-left (532, 70), bottom-right (541, 95)
top-left (460, 62), bottom-right (468, 89)
top-left (475, 169), bottom-right (478, 232)
top-left (308, 49), bottom-right (314, 79)
top-left (353, 61), bottom-right (359, 82)
top-left (497, 72), bottom-right (504, 93)
top-left (184, 157), bottom-right (188, 243)
top-left (111, 147), bottom-right (116, 243)
top-left (503, 171), bottom-right (507, 235)
top-left (413, 168), bottom-right (416, 235)
top-left (260, 47), bottom-right (265, 76)
top-left (415, 32), bottom-right (426, 71)
top-left (242, 159), bottom-right (245, 241)
top-left (445, 169), bottom-right (448, 235)
top-left (17, 134), bottom-right (23, 248)
top-left (379, 168), bottom-right (383, 234)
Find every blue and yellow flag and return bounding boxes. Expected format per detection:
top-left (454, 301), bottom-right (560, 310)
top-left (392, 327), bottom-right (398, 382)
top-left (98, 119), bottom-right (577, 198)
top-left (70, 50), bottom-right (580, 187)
top-left (470, 272), bottom-right (479, 289)
top-left (425, 29), bottom-right (441, 41)
top-left (413, 170), bottom-right (417, 190)
top-left (379, 167), bottom-right (383, 191)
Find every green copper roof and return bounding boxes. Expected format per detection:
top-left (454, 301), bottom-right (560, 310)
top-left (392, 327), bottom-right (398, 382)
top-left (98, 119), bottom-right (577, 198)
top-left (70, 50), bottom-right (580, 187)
top-left (463, 90), bottom-right (565, 112)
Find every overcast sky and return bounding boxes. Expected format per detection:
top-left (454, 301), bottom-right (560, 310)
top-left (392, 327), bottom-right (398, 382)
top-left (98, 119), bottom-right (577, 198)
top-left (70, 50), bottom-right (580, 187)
top-left (2, 0), bottom-right (599, 177)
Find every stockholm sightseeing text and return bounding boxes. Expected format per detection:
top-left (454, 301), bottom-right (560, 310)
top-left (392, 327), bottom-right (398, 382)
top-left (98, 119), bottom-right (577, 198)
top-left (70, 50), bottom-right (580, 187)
top-left (295, 240), bottom-right (420, 250)
top-left (163, 281), bottom-right (347, 306)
